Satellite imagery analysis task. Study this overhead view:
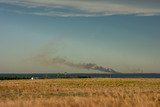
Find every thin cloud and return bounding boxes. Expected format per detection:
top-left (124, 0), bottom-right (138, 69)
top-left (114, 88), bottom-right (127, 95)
top-left (0, 0), bottom-right (160, 17)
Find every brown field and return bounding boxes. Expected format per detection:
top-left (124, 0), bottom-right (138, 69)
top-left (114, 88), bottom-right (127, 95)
top-left (0, 78), bottom-right (160, 107)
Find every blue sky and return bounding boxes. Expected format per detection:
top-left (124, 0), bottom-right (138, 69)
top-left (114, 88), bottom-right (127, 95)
top-left (0, 0), bottom-right (160, 73)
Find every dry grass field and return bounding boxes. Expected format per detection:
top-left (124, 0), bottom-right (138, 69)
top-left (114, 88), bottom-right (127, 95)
top-left (0, 78), bottom-right (160, 107)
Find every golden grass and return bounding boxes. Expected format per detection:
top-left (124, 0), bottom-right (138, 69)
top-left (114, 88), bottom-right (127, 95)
top-left (0, 78), bottom-right (160, 107)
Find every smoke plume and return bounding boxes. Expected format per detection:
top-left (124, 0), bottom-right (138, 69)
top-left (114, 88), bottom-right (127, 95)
top-left (40, 57), bottom-right (117, 73)
top-left (32, 44), bottom-right (118, 73)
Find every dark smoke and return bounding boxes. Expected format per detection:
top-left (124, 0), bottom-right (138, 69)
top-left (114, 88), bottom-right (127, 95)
top-left (50, 57), bottom-right (117, 73)
top-left (32, 46), bottom-right (118, 73)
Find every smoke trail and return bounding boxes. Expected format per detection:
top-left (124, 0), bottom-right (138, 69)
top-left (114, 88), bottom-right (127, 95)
top-left (32, 43), bottom-right (118, 73)
top-left (50, 57), bottom-right (117, 73)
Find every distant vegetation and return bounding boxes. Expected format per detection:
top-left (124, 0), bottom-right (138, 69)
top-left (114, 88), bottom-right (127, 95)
top-left (0, 73), bottom-right (160, 80)
top-left (0, 76), bottom-right (30, 80)
top-left (0, 75), bottom-right (91, 80)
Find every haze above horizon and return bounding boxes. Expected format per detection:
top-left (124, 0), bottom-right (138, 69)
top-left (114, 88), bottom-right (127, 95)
top-left (0, 0), bottom-right (160, 73)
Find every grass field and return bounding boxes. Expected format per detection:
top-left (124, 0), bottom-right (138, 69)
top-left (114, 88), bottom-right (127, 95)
top-left (0, 78), bottom-right (160, 107)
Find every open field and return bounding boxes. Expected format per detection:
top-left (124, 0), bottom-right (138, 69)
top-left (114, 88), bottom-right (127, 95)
top-left (0, 78), bottom-right (160, 107)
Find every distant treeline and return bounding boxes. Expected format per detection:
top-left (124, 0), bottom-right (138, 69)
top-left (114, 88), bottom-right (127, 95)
top-left (0, 73), bottom-right (160, 80)
top-left (0, 76), bottom-right (30, 80)
top-left (0, 75), bottom-right (91, 80)
top-left (0, 76), bottom-right (91, 80)
top-left (0, 73), bottom-right (93, 80)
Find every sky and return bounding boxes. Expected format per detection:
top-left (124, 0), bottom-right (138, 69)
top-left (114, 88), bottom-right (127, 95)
top-left (0, 0), bottom-right (160, 73)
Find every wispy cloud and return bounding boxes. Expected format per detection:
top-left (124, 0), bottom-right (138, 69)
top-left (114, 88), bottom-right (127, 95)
top-left (0, 0), bottom-right (160, 17)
